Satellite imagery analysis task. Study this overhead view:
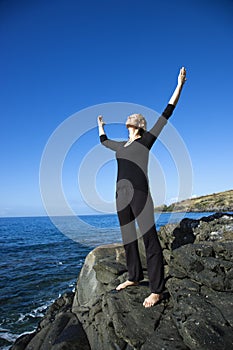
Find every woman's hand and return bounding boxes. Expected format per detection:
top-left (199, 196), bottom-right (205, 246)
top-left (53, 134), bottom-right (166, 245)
top-left (97, 115), bottom-right (106, 136)
top-left (168, 67), bottom-right (187, 106)
top-left (97, 115), bottom-right (105, 127)
top-left (178, 66), bottom-right (187, 86)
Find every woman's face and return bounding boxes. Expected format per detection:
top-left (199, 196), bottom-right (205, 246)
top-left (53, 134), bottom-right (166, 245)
top-left (126, 115), bottom-right (138, 128)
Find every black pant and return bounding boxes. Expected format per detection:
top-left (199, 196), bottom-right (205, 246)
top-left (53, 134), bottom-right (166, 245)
top-left (116, 184), bottom-right (164, 294)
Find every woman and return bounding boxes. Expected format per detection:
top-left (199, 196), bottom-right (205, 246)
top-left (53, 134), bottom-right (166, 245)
top-left (97, 67), bottom-right (186, 307)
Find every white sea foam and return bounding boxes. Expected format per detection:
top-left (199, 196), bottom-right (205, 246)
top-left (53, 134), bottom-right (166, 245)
top-left (0, 328), bottom-right (36, 350)
top-left (0, 328), bottom-right (19, 346)
top-left (16, 299), bottom-right (55, 323)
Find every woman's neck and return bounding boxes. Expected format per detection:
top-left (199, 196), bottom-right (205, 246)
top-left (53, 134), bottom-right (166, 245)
top-left (128, 128), bottom-right (141, 141)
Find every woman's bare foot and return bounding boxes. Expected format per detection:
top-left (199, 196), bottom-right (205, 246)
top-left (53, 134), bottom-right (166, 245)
top-left (116, 280), bottom-right (139, 291)
top-left (143, 293), bottom-right (161, 308)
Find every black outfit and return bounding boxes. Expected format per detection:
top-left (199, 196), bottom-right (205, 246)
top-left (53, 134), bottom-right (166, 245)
top-left (100, 104), bottom-right (175, 293)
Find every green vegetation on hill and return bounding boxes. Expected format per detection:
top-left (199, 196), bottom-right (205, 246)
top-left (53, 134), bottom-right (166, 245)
top-left (154, 189), bottom-right (233, 212)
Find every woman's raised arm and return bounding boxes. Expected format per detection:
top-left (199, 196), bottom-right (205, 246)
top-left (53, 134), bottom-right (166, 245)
top-left (97, 115), bottom-right (125, 151)
top-left (143, 67), bottom-right (187, 149)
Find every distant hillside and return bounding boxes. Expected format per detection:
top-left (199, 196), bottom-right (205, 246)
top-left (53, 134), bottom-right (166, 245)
top-left (155, 189), bottom-right (233, 212)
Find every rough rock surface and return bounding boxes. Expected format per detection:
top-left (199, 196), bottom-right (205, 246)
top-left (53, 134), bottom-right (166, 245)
top-left (11, 213), bottom-right (233, 350)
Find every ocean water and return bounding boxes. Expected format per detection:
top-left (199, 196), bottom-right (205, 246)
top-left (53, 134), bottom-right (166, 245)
top-left (0, 212), bottom-right (215, 349)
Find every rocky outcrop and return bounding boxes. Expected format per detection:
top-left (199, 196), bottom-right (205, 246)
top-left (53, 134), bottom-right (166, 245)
top-left (11, 212), bottom-right (233, 350)
top-left (71, 244), bottom-right (188, 350)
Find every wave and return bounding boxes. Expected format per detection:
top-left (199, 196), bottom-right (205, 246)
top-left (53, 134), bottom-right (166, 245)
top-left (0, 326), bottom-right (35, 350)
top-left (0, 327), bottom-right (20, 349)
top-left (16, 298), bottom-right (55, 324)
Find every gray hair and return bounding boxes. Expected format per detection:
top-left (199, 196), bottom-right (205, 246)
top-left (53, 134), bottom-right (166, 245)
top-left (126, 113), bottom-right (147, 131)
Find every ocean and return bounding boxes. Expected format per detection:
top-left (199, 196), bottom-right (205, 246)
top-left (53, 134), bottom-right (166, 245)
top-left (0, 212), bottom-right (215, 349)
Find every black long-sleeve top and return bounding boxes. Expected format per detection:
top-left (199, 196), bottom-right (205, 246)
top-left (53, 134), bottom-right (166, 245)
top-left (100, 104), bottom-right (175, 193)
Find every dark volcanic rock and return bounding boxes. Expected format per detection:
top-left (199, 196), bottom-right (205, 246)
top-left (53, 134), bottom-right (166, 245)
top-left (166, 278), bottom-right (233, 350)
top-left (164, 213), bottom-right (233, 349)
top-left (169, 242), bottom-right (233, 291)
top-left (72, 244), bottom-right (187, 350)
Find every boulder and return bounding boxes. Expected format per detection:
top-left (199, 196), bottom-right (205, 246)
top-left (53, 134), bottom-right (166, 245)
top-left (72, 244), bottom-right (187, 350)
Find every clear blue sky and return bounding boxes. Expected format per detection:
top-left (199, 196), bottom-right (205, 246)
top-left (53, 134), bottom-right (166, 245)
top-left (1, 0), bottom-right (233, 217)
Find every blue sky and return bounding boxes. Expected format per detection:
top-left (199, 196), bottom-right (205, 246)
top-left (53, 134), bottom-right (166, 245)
top-left (1, 0), bottom-right (233, 217)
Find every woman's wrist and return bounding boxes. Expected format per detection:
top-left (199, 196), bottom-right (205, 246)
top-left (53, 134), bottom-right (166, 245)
top-left (98, 125), bottom-right (105, 136)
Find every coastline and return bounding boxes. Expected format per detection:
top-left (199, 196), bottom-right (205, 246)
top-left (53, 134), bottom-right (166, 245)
top-left (10, 211), bottom-right (233, 350)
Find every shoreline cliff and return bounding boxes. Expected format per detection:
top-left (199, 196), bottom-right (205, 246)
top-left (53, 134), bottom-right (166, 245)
top-left (11, 212), bottom-right (233, 350)
top-left (154, 189), bottom-right (233, 213)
